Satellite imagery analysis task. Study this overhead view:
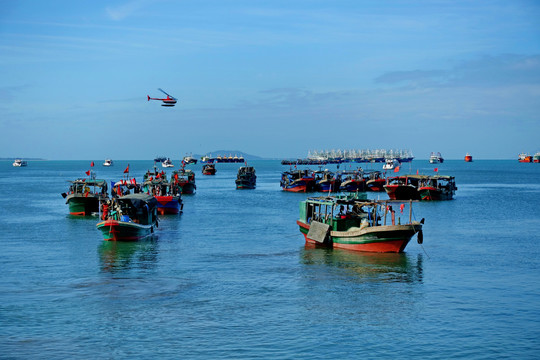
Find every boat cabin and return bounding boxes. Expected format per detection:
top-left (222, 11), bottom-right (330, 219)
top-left (107, 194), bottom-right (158, 225)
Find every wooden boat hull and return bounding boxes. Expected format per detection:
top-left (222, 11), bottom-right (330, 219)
top-left (155, 195), bottom-right (182, 215)
top-left (66, 194), bottom-right (100, 216)
top-left (96, 220), bottom-right (155, 241)
top-left (340, 180), bottom-right (366, 192)
top-left (297, 220), bottom-right (421, 253)
top-left (418, 186), bottom-right (454, 201)
top-left (384, 184), bottom-right (420, 200)
top-left (179, 182), bottom-right (196, 194)
top-left (316, 180), bottom-right (340, 192)
top-left (366, 179), bottom-right (386, 192)
top-left (281, 179), bottom-right (315, 192)
top-left (236, 183), bottom-right (256, 189)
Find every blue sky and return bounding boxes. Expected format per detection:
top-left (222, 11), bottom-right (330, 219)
top-left (1, 0), bottom-right (539, 160)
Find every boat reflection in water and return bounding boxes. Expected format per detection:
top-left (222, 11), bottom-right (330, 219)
top-left (300, 245), bottom-right (424, 283)
top-left (99, 237), bottom-right (159, 273)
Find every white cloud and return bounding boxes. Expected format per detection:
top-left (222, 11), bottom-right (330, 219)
top-left (106, 0), bottom-right (154, 21)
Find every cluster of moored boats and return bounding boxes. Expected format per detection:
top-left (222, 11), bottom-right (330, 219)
top-left (280, 168), bottom-right (457, 201)
top-left (59, 154), bottom-right (465, 254)
top-left (61, 162), bottom-right (257, 241)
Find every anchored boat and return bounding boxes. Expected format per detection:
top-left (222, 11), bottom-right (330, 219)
top-left (518, 153), bottom-right (533, 163)
top-left (97, 194), bottom-right (159, 241)
top-left (12, 159), bottom-right (27, 167)
top-left (170, 168), bottom-right (196, 194)
top-left (339, 170), bottom-right (367, 192)
top-left (202, 163), bottom-right (216, 175)
top-left (314, 169), bottom-right (341, 192)
top-left (429, 152), bottom-right (444, 164)
top-left (280, 169), bottom-right (316, 192)
top-left (62, 173), bottom-right (109, 216)
top-left (418, 175), bottom-right (457, 201)
top-left (141, 174), bottom-right (183, 215)
top-left (236, 166), bottom-right (256, 189)
top-left (384, 175), bottom-right (422, 200)
top-left (364, 171), bottom-right (386, 192)
top-left (297, 194), bottom-right (424, 253)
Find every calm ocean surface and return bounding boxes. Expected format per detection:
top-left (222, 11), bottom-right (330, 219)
top-left (1, 159), bottom-right (539, 359)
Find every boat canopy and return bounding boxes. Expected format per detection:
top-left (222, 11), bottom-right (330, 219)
top-left (69, 179), bottom-right (107, 186)
top-left (117, 193), bottom-right (158, 210)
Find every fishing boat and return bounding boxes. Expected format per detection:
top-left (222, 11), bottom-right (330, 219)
top-left (518, 153), bottom-right (533, 163)
top-left (464, 153), bottom-right (473, 162)
top-left (96, 194), bottom-right (159, 241)
top-left (154, 156), bottom-right (167, 163)
top-left (170, 168), bottom-right (196, 194)
top-left (297, 194), bottom-right (424, 253)
top-left (201, 154), bottom-right (215, 163)
top-left (364, 171), bottom-right (386, 192)
top-left (183, 154), bottom-right (197, 164)
top-left (62, 173), bottom-right (109, 216)
top-left (141, 177), bottom-right (183, 215)
top-left (533, 152), bottom-right (540, 163)
top-left (12, 159), bottom-right (27, 167)
top-left (382, 158), bottom-right (400, 170)
top-left (314, 170), bottom-right (341, 193)
top-left (429, 152), bottom-right (444, 164)
top-left (202, 163), bottom-right (216, 175)
top-left (339, 170), bottom-right (367, 192)
top-left (280, 169), bottom-right (316, 192)
top-left (235, 166), bottom-right (256, 189)
top-left (103, 159), bottom-right (113, 167)
top-left (418, 175), bottom-right (457, 201)
top-left (162, 158), bottom-right (174, 168)
top-left (383, 175), bottom-right (425, 200)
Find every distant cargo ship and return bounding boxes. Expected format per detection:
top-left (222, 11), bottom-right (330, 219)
top-left (464, 153), bottom-right (473, 162)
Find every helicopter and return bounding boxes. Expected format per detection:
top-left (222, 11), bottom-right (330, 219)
top-left (147, 88), bottom-right (178, 107)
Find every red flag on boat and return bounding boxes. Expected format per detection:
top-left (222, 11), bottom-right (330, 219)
top-left (434, 167), bottom-right (438, 172)
top-left (90, 161), bottom-right (94, 167)
top-left (400, 204), bottom-right (405, 213)
top-left (131, 178), bottom-right (136, 185)
top-left (394, 166), bottom-right (400, 173)
top-left (174, 173), bottom-right (178, 181)
top-left (85, 170), bottom-right (91, 176)
top-left (124, 164), bottom-right (129, 173)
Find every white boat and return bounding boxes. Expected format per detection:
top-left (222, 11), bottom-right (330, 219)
top-left (162, 158), bottom-right (174, 168)
top-left (183, 154), bottom-right (197, 164)
top-left (382, 158), bottom-right (400, 170)
top-left (429, 152), bottom-right (444, 164)
top-left (12, 159), bottom-right (27, 167)
top-left (103, 159), bottom-right (113, 167)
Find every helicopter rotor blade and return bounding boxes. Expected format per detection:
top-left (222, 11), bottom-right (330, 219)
top-left (158, 88), bottom-right (177, 100)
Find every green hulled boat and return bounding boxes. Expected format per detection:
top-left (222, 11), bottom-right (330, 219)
top-left (96, 194), bottom-right (159, 241)
top-left (297, 194), bottom-right (424, 253)
top-left (62, 176), bottom-right (108, 216)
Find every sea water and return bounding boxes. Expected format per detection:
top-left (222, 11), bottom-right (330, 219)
top-left (0, 160), bottom-right (539, 359)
